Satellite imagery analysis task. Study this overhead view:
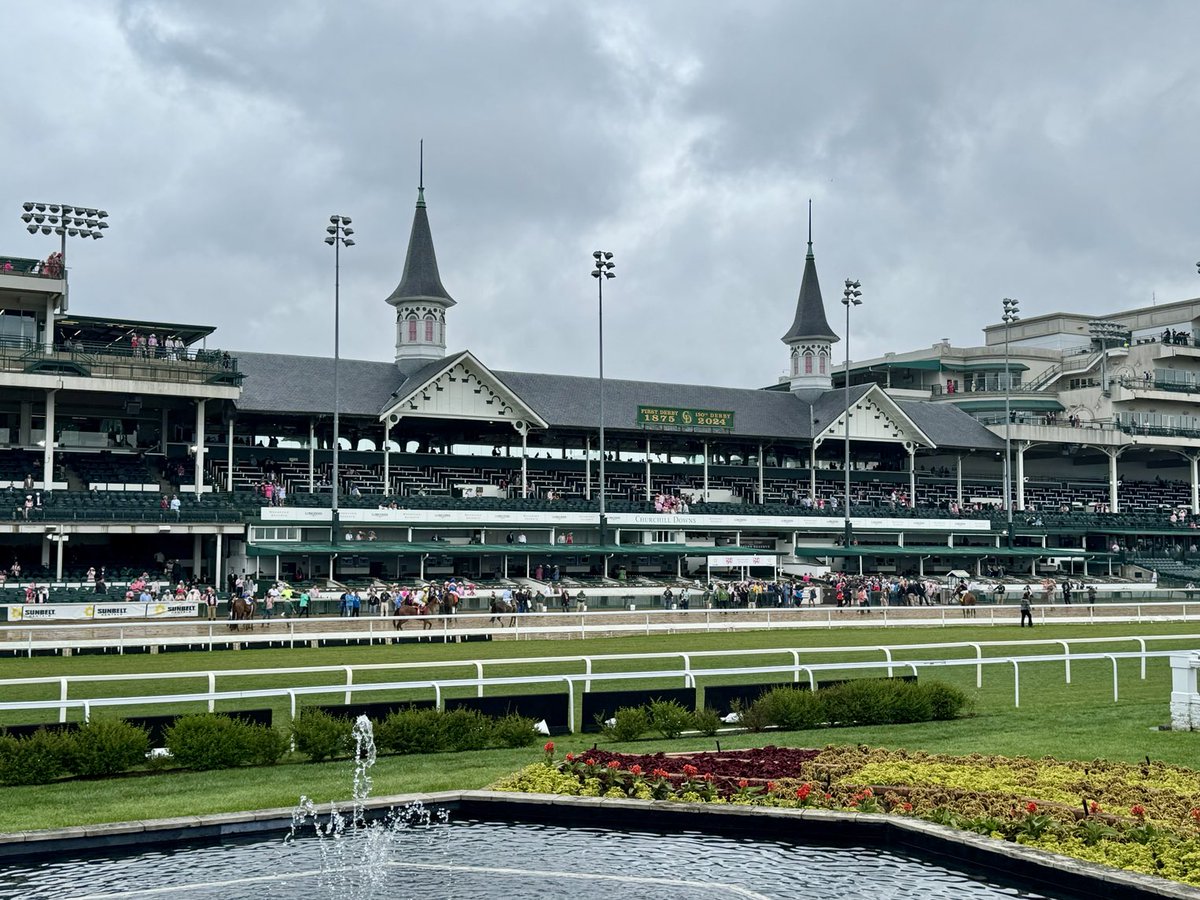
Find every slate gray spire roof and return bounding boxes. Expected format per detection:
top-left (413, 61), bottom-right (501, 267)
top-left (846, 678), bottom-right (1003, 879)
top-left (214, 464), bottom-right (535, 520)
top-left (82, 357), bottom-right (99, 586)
top-left (781, 211), bottom-right (837, 344)
top-left (385, 185), bottom-right (456, 308)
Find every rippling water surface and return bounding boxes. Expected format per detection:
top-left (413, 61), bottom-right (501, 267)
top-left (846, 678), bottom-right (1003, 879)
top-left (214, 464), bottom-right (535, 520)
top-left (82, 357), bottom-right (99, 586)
top-left (1, 818), bottom-right (1070, 900)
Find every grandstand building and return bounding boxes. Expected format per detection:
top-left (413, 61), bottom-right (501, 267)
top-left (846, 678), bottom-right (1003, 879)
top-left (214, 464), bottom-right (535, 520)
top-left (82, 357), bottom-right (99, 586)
top-left (3, 185), bottom-right (1200, 599)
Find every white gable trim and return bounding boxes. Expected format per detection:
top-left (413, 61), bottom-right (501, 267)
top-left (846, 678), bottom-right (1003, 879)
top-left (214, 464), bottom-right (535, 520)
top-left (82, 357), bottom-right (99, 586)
top-left (815, 384), bottom-right (934, 448)
top-left (379, 351), bottom-right (549, 429)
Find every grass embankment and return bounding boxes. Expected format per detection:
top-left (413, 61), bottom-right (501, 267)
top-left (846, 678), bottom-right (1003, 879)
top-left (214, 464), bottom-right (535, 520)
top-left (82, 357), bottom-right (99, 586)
top-left (0, 621), bottom-right (1197, 832)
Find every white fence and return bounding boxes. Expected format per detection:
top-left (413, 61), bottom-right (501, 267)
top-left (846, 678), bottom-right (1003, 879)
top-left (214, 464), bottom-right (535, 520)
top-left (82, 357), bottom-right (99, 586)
top-left (0, 637), bottom-right (1192, 730)
top-left (4, 603), bottom-right (1200, 657)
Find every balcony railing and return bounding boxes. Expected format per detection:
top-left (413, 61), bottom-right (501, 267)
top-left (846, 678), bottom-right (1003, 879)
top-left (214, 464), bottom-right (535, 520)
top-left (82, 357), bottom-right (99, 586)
top-left (0, 338), bottom-right (241, 386)
top-left (0, 255), bottom-right (64, 280)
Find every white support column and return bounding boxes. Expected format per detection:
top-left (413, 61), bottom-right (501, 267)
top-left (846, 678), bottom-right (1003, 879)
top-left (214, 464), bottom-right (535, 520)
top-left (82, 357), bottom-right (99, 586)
top-left (521, 426), bottom-right (528, 498)
top-left (54, 533), bottom-right (64, 581)
top-left (42, 389), bottom-right (56, 489)
top-left (956, 454), bottom-right (963, 506)
top-left (907, 445), bottom-right (916, 507)
top-left (757, 443), bottom-right (764, 504)
top-left (44, 296), bottom-right (55, 352)
top-left (308, 418), bottom-right (315, 493)
top-left (215, 532), bottom-right (223, 588)
top-left (193, 534), bottom-right (203, 581)
top-left (161, 408), bottom-right (169, 454)
top-left (1108, 450), bottom-right (1120, 514)
top-left (226, 419), bottom-right (234, 492)
top-left (383, 421), bottom-right (391, 496)
top-left (810, 440), bottom-right (818, 501)
top-left (194, 400), bottom-right (206, 495)
top-left (645, 437), bottom-right (652, 501)
top-left (1016, 443), bottom-right (1026, 511)
top-left (702, 441), bottom-right (709, 499)
top-left (585, 435), bottom-right (592, 500)
top-left (1191, 455), bottom-right (1199, 516)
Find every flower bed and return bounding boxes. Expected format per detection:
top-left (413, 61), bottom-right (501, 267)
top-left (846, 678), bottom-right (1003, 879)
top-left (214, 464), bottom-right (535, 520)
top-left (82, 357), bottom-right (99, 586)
top-left (491, 744), bottom-right (1200, 887)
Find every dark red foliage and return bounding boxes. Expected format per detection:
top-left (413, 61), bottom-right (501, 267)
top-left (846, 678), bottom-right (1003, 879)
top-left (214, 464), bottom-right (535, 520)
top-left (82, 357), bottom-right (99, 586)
top-left (581, 746), bottom-right (819, 780)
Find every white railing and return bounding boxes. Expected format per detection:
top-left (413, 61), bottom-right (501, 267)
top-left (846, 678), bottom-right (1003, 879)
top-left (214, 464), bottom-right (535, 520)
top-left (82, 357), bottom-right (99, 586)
top-left (1, 632), bottom-right (1195, 723)
top-left (0, 649), bottom-right (1180, 731)
top-left (3, 603), bottom-right (1200, 657)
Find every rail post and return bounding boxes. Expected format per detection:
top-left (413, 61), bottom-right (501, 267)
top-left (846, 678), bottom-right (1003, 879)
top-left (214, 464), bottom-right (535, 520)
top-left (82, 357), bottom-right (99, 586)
top-left (475, 661), bottom-right (485, 698)
top-left (1058, 641), bottom-right (1071, 683)
top-left (1012, 659), bottom-right (1020, 707)
top-left (344, 666), bottom-right (354, 705)
top-left (208, 672), bottom-right (216, 712)
top-left (1135, 638), bottom-right (1146, 679)
top-left (59, 678), bottom-right (68, 723)
top-left (1108, 654), bottom-right (1119, 702)
top-left (971, 643), bottom-right (983, 689)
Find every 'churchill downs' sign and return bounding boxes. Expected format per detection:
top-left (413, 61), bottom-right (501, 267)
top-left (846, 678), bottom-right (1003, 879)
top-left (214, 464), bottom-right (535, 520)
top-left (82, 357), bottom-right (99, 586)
top-left (636, 406), bottom-right (735, 430)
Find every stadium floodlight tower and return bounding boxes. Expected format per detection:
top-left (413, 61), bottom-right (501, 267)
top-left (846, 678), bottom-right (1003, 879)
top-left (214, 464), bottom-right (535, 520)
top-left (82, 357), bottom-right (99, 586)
top-left (1001, 297), bottom-right (1020, 544)
top-left (20, 202), bottom-right (109, 339)
top-left (325, 215), bottom-right (355, 546)
top-left (841, 278), bottom-right (862, 552)
top-left (592, 250), bottom-right (615, 547)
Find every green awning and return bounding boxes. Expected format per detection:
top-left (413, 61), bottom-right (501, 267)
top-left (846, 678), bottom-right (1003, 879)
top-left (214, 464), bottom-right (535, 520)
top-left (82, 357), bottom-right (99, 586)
top-left (951, 398), bottom-right (1065, 413)
top-left (792, 545), bottom-right (1104, 558)
top-left (940, 361), bottom-right (1030, 373)
top-left (246, 541), bottom-right (694, 557)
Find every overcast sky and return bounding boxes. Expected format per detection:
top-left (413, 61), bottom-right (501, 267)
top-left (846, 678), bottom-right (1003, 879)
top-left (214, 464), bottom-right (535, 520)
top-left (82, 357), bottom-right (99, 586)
top-left (6, 1), bottom-right (1200, 388)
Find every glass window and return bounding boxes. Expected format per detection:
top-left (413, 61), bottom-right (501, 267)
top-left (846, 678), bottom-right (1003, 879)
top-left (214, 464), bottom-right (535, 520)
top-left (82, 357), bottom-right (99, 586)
top-left (804, 353), bottom-right (813, 374)
top-left (407, 317), bottom-right (417, 342)
top-left (425, 316), bottom-right (435, 342)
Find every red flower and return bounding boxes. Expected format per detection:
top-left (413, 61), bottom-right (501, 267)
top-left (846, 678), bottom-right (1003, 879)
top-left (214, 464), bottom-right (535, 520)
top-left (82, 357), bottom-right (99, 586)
top-left (606, 760), bottom-right (621, 770)
top-left (1130, 804), bottom-right (1146, 819)
top-left (682, 764), bottom-right (699, 777)
top-left (652, 768), bottom-right (670, 779)
top-left (824, 793), bottom-right (833, 801)
top-left (766, 781), bottom-right (776, 792)
top-left (862, 787), bottom-right (874, 797)
top-left (902, 802), bottom-right (913, 813)
top-left (565, 753), bottom-right (575, 762)
top-left (543, 741), bottom-right (555, 754)
top-left (1191, 808), bottom-right (1200, 822)
top-left (737, 778), bottom-right (749, 789)
top-left (629, 764), bottom-right (642, 776)
top-left (1025, 802), bottom-right (1039, 815)
top-left (583, 757), bottom-right (596, 767)
top-left (703, 772), bottom-right (715, 782)
top-left (796, 784), bottom-right (812, 800)
top-left (1088, 800), bottom-right (1101, 815)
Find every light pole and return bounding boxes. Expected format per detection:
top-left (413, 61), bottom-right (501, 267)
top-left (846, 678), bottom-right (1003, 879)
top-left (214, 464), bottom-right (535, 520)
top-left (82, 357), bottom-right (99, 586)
top-left (841, 278), bottom-right (862, 550)
top-left (325, 215), bottom-right (355, 546)
top-left (592, 251), bottom-right (615, 546)
top-left (1002, 297), bottom-right (1020, 544)
top-left (20, 202), bottom-right (109, 338)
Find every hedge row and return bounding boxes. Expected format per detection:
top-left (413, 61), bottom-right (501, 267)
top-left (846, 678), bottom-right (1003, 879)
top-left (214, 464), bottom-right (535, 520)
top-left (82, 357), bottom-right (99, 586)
top-left (0, 706), bottom-right (543, 785)
top-left (602, 679), bottom-right (970, 741)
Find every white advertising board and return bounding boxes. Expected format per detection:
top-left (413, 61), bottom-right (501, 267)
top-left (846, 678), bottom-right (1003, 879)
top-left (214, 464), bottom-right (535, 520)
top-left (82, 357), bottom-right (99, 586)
top-left (705, 554), bottom-right (777, 567)
top-left (5, 602), bottom-right (201, 621)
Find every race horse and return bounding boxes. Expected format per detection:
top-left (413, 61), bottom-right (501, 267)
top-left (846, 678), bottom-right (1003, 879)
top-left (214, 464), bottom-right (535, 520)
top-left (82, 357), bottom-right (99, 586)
top-left (228, 595), bottom-right (255, 631)
top-left (489, 595), bottom-right (516, 628)
top-left (393, 597), bottom-right (443, 631)
top-left (959, 590), bottom-right (978, 618)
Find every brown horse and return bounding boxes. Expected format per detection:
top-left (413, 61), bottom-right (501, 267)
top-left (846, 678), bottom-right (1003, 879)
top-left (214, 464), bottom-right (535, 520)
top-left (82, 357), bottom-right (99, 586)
top-left (393, 598), bottom-right (442, 631)
top-left (960, 590), bottom-right (978, 618)
top-left (489, 596), bottom-right (516, 627)
top-left (228, 596), bottom-right (255, 631)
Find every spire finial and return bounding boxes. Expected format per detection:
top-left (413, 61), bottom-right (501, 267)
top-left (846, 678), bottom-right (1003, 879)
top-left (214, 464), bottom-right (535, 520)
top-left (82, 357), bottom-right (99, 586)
top-left (807, 198), bottom-right (813, 257)
top-left (417, 140), bottom-right (426, 207)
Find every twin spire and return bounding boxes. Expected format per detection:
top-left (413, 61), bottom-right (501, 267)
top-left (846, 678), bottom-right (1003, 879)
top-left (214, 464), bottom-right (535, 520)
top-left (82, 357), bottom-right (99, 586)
top-left (388, 141), bottom-right (455, 370)
top-left (781, 200), bottom-right (838, 344)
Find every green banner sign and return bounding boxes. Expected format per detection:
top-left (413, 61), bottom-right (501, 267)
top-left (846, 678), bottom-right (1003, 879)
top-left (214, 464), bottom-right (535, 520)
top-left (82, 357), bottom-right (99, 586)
top-left (637, 406), bottom-right (735, 430)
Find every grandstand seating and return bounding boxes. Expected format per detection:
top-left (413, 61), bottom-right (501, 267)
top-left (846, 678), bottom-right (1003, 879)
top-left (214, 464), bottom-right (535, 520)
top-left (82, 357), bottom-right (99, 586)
top-left (64, 453), bottom-right (158, 490)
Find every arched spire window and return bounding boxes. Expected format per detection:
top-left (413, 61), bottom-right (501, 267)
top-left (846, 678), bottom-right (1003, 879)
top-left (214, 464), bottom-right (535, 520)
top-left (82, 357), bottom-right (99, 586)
top-left (819, 351), bottom-right (827, 375)
top-left (790, 348), bottom-right (799, 376)
top-left (803, 352), bottom-right (814, 375)
top-left (424, 315), bottom-right (435, 343)
top-left (407, 316), bottom-right (418, 343)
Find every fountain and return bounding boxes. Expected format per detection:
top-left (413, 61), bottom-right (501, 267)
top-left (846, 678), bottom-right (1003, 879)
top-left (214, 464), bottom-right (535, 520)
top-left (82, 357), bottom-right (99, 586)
top-left (287, 716), bottom-right (448, 899)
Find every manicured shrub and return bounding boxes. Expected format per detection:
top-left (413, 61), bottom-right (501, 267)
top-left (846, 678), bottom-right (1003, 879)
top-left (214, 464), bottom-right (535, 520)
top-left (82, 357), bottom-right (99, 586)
top-left (923, 681), bottom-right (972, 720)
top-left (600, 706), bottom-right (649, 742)
top-left (65, 718), bottom-right (150, 777)
top-left (647, 699), bottom-right (693, 739)
top-left (242, 723), bottom-right (290, 766)
top-left (821, 678), bottom-right (901, 726)
top-left (491, 713), bottom-right (540, 748)
top-left (732, 698), bottom-right (772, 733)
top-left (291, 709), bottom-right (351, 763)
top-left (691, 707), bottom-right (722, 737)
top-left (165, 714), bottom-right (252, 770)
top-left (441, 708), bottom-right (493, 752)
top-left (375, 707), bottom-right (447, 754)
top-left (753, 686), bottom-right (825, 731)
top-left (0, 729), bottom-right (70, 785)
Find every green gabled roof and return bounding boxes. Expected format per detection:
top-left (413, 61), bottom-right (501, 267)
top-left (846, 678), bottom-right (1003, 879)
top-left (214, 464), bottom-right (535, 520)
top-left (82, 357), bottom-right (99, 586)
top-left (792, 545), bottom-right (1104, 558)
top-left (950, 398), bottom-right (1064, 413)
